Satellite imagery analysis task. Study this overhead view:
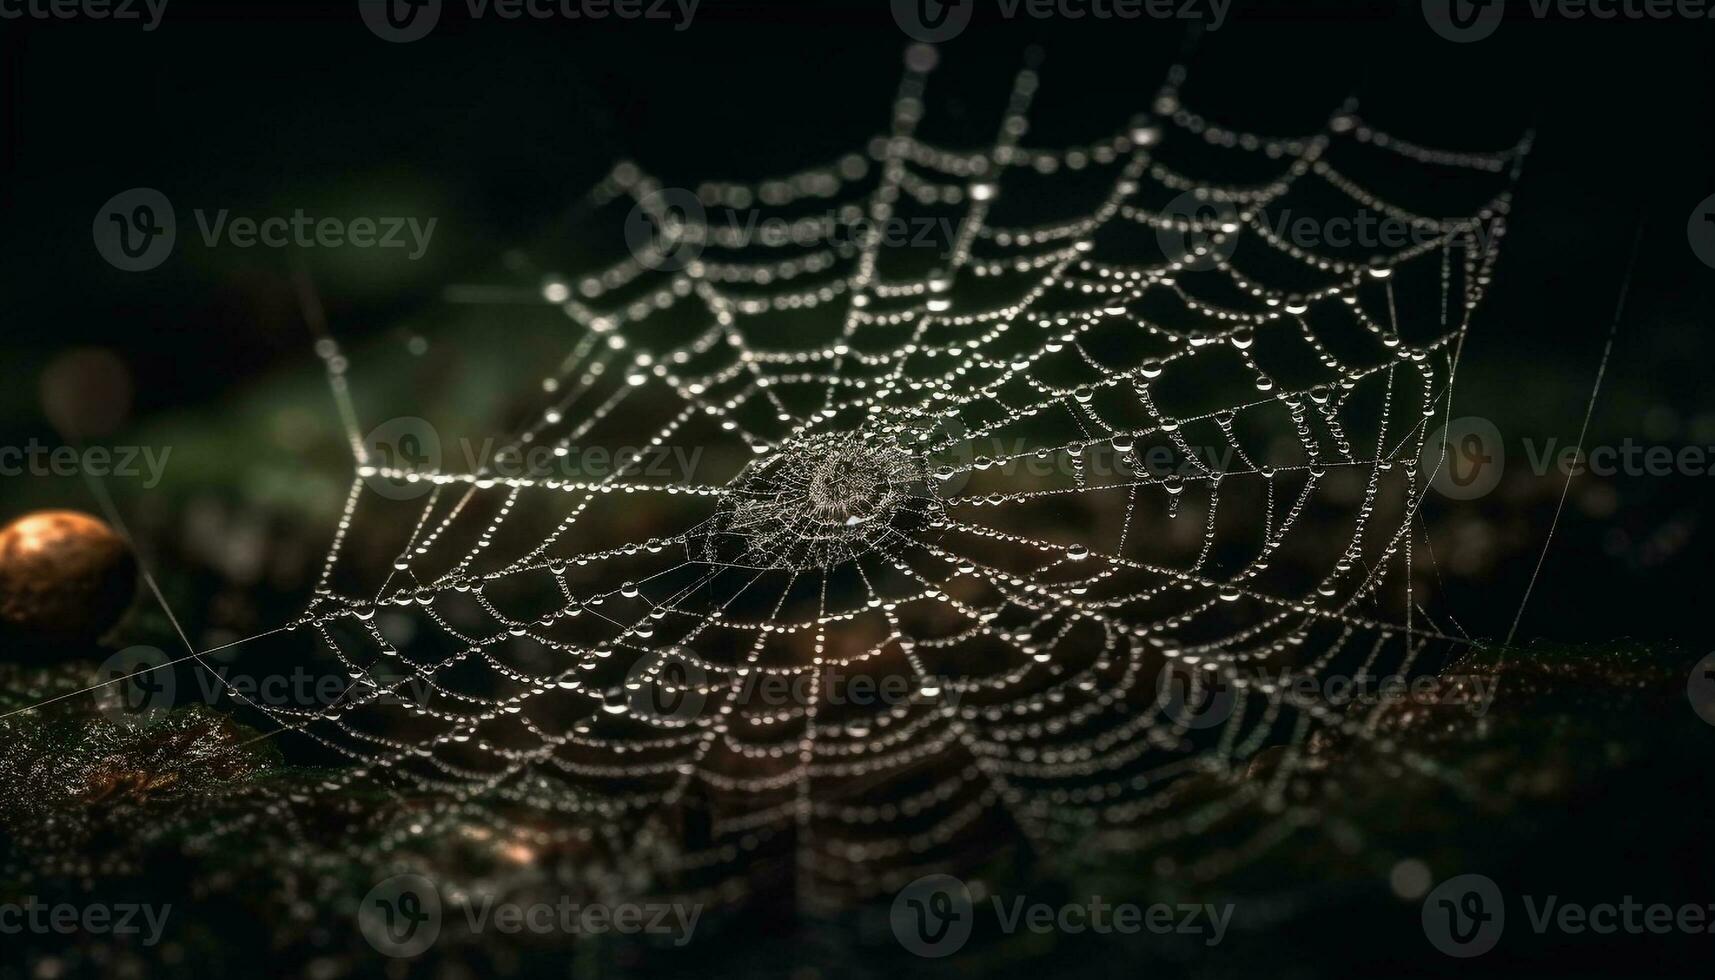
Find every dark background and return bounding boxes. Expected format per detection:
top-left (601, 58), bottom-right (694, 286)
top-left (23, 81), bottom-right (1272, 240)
top-left (2, 0), bottom-right (1709, 651)
top-left (0, 2), bottom-right (1712, 977)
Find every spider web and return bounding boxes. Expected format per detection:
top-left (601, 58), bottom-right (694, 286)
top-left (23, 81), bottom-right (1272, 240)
top-left (237, 45), bottom-right (1529, 910)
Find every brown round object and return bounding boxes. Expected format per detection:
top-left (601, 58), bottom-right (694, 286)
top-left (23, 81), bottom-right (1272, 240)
top-left (0, 510), bottom-right (138, 648)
